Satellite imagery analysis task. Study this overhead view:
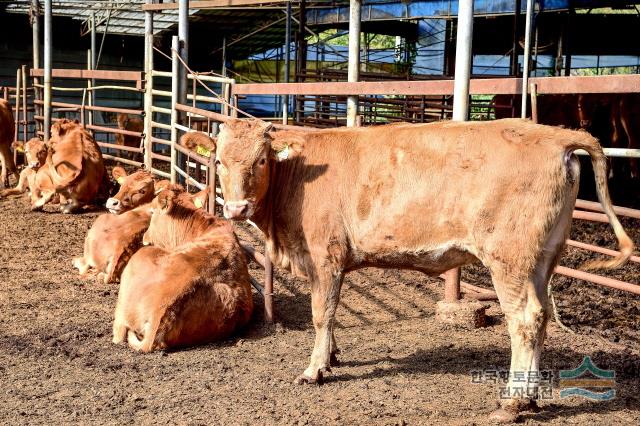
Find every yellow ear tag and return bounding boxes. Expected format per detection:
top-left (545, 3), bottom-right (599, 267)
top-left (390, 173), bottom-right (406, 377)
top-left (116, 176), bottom-right (125, 185)
top-left (276, 144), bottom-right (289, 161)
top-left (194, 198), bottom-right (203, 208)
top-left (196, 145), bottom-right (211, 158)
top-left (16, 146), bottom-right (25, 153)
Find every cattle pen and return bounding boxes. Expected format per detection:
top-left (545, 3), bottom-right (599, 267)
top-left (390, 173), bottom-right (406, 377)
top-left (1, 1), bottom-right (639, 424)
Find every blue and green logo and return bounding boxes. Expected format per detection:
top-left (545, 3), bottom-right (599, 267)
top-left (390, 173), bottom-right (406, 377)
top-left (559, 356), bottom-right (616, 401)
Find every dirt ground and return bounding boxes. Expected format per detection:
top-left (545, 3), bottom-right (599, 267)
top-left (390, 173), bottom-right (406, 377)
top-left (1, 188), bottom-right (639, 425)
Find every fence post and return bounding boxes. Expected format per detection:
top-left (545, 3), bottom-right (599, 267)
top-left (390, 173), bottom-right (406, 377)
top-left (170, 36), bottom-right (179, 184)
top-left (22, 65), bottom-right (28, 142)
top-left (530, 82), bottom-right (538, 124)
top-left (14, 69), bottom-right (21, 145)
top-left (143, 1), bottom-right (154, 170)
top-left (86, 50), bottom-right (94, 132)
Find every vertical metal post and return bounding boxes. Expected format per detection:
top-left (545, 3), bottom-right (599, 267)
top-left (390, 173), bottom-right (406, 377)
top-left (170, 36), bottom-right (179, 184)
top-left (43, 0), bottom-right (51, 142)
top-left (87, 50), bottom-right (94, 129)
top-left (143, 0), bottom-right (154, 170)
top-left (14, 69), bottom-right (21, 144)
top-left (446, 0), bottom-right (475, 302)
top-left (91, 11), bottom-right (96, 111)
top-left (282, 1), bottom-right (291, 125)
top-left (221, 37), bottom-right (227, 76)
top-left (346, 0), bottom-right (361, 127)
top-left (530, 83), bottom-right (538, 124)
top-left (21, 65), bottom-right (27, 143)
top-left (177, 0), bottom-right (188, 108)
top-left (452, 0), bottom-right (473, 122)
top-left (31, 0), bottom-right (41, 133)
top-left (520, 0), bottom-right (534, 119)
top-left (510, 0), bottom-right (521, 76)
top-left (564, 1), bottom-right (573, 76)
top-left (207, 154), bottom-right (216, 215)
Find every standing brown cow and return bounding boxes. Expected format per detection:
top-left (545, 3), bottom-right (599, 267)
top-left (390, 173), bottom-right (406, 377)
top-left (116, 113), bottom-right (143, 161)
top-left (0, 99), bottom-right (19, 188)
top-left (214, 118), bottom-right (632, 422)
top-left (112, 189), bottom-right (253, 351)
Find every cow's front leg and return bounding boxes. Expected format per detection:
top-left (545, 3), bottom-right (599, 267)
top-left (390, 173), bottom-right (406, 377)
top-left (61, 197), bottom-right (80, 214)
top-left (295, 267), bottom-right (344, 385)
top-left (31, 191), bottom-right (55, 211)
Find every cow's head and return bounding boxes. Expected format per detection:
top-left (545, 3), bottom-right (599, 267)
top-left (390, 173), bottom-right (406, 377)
top-left (215, 119), bottom-right (303, 220)
top-left (105, 167), bottom-right (155, 214)
top-left (50, 119), bottom-right (81, 140)
top-left (142, 188), bottom-right (209, 246)
top-left (14, 138), bottom-right (48, 170)
top-left (577, 94), bottom-right (598, 130)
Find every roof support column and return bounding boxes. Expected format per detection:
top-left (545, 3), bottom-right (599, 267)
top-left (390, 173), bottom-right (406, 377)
top-left (178, 0), bottom-right (189, 108)
top-left (43, 0), bottom-right (51, 142)
top-left (282, 1), bottom-right (291, 125)
top-left (31, 0), bottom-right (41, 133)
top-left (91, 11), bottom-right (96, 109)
top-left (452, 0), bottom-right (473, 122)
top-left (346, 0), bottom-right (361, 127)
top-left (143, 0), bottom-right (154, 170)
top-left (521, 0), bottom-right (534, 118)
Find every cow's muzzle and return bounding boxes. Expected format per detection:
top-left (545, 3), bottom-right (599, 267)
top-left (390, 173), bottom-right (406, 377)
top-left (29, 162), bottom-right (40, 169)
top-left (223, 200), bottom-right (250, 220)
top-left (105, 197), bottom-right (122, 214)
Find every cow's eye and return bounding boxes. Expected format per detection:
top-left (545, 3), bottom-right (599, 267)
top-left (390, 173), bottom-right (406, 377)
top-left (258, 158), bottom-right (266, 166)
top-left (215, 159), bottom-right (221, 167)
top-left (139, 188), bottom-right (146, 194)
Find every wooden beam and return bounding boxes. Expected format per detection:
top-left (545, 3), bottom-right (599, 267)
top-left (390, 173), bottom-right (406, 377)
top-left (234, 75), bottom-right (640, 96)
top-left (30, 68), bottom-right (143, 82)
top-left (142, 0), bottom-right (287, 11)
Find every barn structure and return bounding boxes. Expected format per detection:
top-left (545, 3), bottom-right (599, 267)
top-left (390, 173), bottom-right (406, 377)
top-left (1, 0), bottom-right (639, 321)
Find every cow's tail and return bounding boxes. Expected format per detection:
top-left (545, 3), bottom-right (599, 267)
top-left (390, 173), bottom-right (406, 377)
top-left (567, 133), bottom-right (634, 270)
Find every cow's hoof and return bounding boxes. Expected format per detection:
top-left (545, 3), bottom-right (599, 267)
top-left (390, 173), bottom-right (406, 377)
top-left (30, 205), bottom-right (43, 212)
top-left (488, 408), bottom-right (519, 423)
top-left (294, 369), bottom-right (326, 385)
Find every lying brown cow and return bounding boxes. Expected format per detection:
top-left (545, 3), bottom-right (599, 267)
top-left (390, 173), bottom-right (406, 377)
top-left (0, 138), bottom-right (49, 200)
top-left (116, 113), bottom-right (143, 161)
top-left (0, 99), bottom-right (18, 187)
top-left (73, 174), bottom-right (206, 284)
top-left (104, 166), bottom-right (170, 214)
top-left (214, 118), bottom-right (633, 422)
top-left (112, 189), bottom-right (252, 351)
top-left (31, 120), bottom-right (107, 213)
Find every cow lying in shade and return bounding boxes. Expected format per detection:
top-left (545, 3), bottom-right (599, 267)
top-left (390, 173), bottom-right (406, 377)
top-left (73, 169), bottom-right (206, 284)
top-left (31, 119), bottom-right (107, 213)
top-left (214, 118), bottom-right (633, 422)
top-left (105, 166), bottom-right (170, 214)
top-left (0, 138), bottom-right (50, 201)
top-left (0, 99), bottom-right (19, 188)
top-left (112, 188), bottom-right (252, 352)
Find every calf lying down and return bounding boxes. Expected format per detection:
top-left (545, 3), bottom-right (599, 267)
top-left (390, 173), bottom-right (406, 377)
top-left (0, 138), bottom-right (51, 201)
top-left (112, 189), bottom-right (253, 352)
top-left (73, 167), bottom-right (206, 284)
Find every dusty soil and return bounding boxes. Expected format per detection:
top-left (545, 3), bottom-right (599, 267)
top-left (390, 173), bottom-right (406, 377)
top-left (1, 190), bottom-right (639, 425)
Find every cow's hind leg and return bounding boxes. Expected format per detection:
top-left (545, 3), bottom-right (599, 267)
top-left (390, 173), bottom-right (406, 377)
top-left (295, 267), bottom-right (344, 384)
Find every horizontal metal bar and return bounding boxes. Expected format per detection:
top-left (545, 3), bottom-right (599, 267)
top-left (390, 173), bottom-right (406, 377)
top-left (151, 120), bottom-right (172, 131)
top-left (173, 165), bottom-right (206, 190)
top-left (152, 89), bottom-right (172, 98)
top-left (152, 105), bottom-right (172, 114)
top-left (555, 265), bottom-right (640, 296)
top-left (98, 142), bottom-right (143, 153)
top-left (173, 123), bottom-right (191, 133)
top-left (31, 68), bottom-right (143, 82)
top-left (150, 70), bottom-right (172, 78)
top-left (151, 136), bottom-right (171, 146)
top-left (150, 168), bottom-right (171, 179)
top-left (187, 73), bottom-right (235, 85)
top-left (573, 210), bottom-right (609, 223)
top-left (142, 0), bottom-right (287, 11)
top-left (87, 124), bottom-right (143, 137)
top-left (575, 148), bottom-right (640, 158)
top-left (33, 83), bottom-right (142, 93)
top-left (234, 75), bottom-right (640, 96)
top-left (175, 103), bottom-right (230, 122)
top-left (102, 154), bottom-right (143, 168)
top-left (151, 152), bottom-right (171, 162)
top-left (566, 239), bottom-right (640, 264)
top-left (186, 93), bottom-right (224, 104)
top-left (174, 142), bottom-right (210, 166)
top-left (575, 199), bottom-right (640, 220)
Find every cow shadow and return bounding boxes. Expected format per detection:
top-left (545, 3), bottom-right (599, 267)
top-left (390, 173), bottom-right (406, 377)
top-left (326, 344), bottom-right (640, 420)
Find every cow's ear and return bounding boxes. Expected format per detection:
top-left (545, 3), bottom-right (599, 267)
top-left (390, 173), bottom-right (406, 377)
top-left (191, 187), bottom-right (209, 209)
top-left (112, 166), bottom-right (128, 185)
top-left (270, 134), bottom-right (304, 162)
top-left (12, 141), bottom-right (24, 152)
top-left (261, 121), bottom-right (274, 134)
top-left (158, 191), bottom-right (173, 211)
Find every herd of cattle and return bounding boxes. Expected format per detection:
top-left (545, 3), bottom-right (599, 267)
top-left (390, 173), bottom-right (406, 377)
top-left (0, 97), bottom-right (635, 422)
